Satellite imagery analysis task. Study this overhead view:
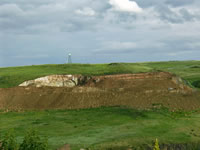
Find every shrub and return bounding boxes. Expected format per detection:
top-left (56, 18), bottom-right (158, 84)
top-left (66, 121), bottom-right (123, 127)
top-left (0, 130), bottom-right (18, 150)
top-left (192, 80), bottom-right (200, 88)
top-left (19, 129), bottom-right (48, 150)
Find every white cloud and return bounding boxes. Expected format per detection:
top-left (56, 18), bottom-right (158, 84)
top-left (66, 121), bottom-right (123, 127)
top-left (75, 7), bottom-right (96, 16)
top-left (109, 0), bottom-right (142, 13)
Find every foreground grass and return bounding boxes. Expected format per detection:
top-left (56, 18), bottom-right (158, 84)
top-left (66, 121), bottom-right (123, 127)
top-left (0, 61), bottom-right (200, 88)
top-left (1, 107), bottom-right (200, 150)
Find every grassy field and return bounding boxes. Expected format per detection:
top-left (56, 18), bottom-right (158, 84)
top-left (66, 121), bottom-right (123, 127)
top-left (0, 60), bottom-right (200, 88)
top-left (1, 107), bottom-right (200, 150)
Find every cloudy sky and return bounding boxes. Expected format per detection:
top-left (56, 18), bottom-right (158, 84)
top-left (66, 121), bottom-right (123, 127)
top-left (0, 0), bottom-right (200, 67)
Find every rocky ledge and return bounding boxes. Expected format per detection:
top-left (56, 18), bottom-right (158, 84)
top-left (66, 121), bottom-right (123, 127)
top-left (19, 75), bottom-right (90, 88)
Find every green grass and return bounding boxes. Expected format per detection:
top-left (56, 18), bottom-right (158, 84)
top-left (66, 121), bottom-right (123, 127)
top-left (1, 107), bottom-right (200, 150)
top-left (0, 61), bottom-right (200, 88)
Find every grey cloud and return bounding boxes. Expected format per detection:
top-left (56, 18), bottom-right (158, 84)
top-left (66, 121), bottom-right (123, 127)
top-left (133, 0), bottom-right (199, 24)
top-left (0, 0), bottom-right (200, 67)
top-left (134, 0), bottom-right (196, 8)
top-left (134, 0), bottom-right (164, 8)
top-left (155, 5), bottom-right (184, 23)
top-left (0, 1), bottom-right (103, 33)
top-left (179, 8), bottom-right (195, 21)
top-left (154, 5), bottom-right (199, 24)
top-left (0, 0), bottom-right (197, 35)
top-left (165, 0), bottom-right (195, 7)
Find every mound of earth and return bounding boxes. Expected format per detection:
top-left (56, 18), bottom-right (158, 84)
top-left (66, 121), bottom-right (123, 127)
top-left (0, 72), bottom-right (199, 111)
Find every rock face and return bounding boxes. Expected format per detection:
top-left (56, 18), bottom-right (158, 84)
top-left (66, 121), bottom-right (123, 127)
top-left (19, 75), bottom-right (89, 88)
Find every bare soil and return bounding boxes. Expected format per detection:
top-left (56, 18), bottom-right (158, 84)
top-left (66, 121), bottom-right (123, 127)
top-left (0, 72), bottom-right (200, 111)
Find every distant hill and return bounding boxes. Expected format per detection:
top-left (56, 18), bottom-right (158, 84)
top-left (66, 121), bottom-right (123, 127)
top-left (0, 61), bottom-right (200, 88)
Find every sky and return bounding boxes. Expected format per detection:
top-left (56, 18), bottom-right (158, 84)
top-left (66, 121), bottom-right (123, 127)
top-left (0, 0), bottom-right (200, 67)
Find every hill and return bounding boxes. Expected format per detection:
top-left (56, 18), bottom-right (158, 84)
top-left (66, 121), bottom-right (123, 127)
top-left (1, 61), bottom-right (200, 150)
top-left (0, 72), bottom-right (199, 111)
top-left (0, 61), bottom-right (200, 88)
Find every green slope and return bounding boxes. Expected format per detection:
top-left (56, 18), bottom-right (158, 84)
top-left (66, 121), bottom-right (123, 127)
top-left (0, 61), bottom-right (200, 88)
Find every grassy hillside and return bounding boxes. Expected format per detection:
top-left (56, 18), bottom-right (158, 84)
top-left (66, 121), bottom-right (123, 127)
top-left (0, 61), bottom-right (200, 88)
top-left (1, 61), bottom-right (200, 150)
top-left (1, 107), bottom-right (200, 150)
top-left (144, 61), bottom-right (200, 88)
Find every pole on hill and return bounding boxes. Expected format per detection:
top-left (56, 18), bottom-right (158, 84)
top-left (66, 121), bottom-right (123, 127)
top-left (67, 53), bottom-right (72, 64)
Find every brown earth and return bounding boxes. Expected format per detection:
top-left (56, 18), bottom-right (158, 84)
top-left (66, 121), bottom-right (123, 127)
top-left (57, 144), bottom-right (70, 150)
top-left (0, 72), bottom-right (200, 111)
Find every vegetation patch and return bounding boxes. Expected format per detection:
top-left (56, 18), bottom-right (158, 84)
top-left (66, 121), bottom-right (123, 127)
top-left (1, 107), bottom-right (200, 150)
top-left (0, 129), bottom-right (48, 150)
top-left (190, 65), bottom-right (200, 69)
top-left (192, 80), bottom-right (200, 88)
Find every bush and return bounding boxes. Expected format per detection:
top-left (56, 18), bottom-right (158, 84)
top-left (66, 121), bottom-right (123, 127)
top-left (19, 129), bottom-right (48, 150)
top-left (192, 80), bottom-right (200, 88)
top-left (0, 129), bottom-right (48, 150)
top-left (0, 130), bottom-right (18, 150)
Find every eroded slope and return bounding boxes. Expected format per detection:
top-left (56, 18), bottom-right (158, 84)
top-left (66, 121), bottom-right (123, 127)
top-left (0, 72), bottom-right (199, 110)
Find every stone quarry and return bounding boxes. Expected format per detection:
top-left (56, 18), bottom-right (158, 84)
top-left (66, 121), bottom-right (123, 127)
top-left (19, 75), bottom-right (90, 88)
top-left (0, 72), bottom-right (198, 111)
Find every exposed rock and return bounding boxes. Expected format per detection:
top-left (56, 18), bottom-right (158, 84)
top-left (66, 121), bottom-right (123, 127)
top-left (172, 76), bottom-right (184, 85)
top-left (19, 75), bottom-right (89, 88)
top-left (171, 75), bottom-right (194, 93)
top-left (20, 80), bottom-right (35, 86)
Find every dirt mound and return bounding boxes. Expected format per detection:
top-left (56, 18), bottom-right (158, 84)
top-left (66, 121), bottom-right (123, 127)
top-left (0, 72), bottom-right (199, 111)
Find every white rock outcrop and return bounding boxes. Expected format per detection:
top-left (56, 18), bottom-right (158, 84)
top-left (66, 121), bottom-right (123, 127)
top-left (19, 75), bottom-right (87, 88)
